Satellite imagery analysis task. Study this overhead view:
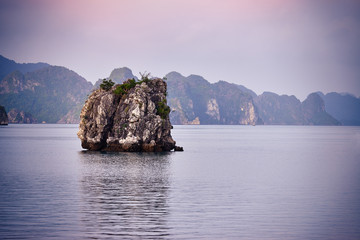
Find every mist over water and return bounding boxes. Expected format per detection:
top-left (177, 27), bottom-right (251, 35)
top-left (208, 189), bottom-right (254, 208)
top-left (0, 124), bottom-right (359, 239)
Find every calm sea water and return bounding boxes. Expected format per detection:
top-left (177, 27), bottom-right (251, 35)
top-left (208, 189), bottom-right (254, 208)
top-left (0, 124), bottom-right (360, 239)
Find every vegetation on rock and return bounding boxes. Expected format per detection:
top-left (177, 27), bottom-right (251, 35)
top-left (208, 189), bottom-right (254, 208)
top-left (93, 67), bottom-right (136, 89)
top-left (112, 72), bottom-right (153, 95)
top-left (156, 99), bottom-right (171, 119)
top-left (113, 78), bottom-right (138, 95)
top-left (78, 77), bottom-right (180, 152)
top-left (100, 79), bottom-right (115, 91)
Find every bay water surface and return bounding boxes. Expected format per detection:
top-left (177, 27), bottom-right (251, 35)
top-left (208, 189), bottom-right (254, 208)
top-left (0, 124), bottom-right (360, 239)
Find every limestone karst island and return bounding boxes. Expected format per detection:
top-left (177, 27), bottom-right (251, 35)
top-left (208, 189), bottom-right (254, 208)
top-left (77, 75), bottom-right (183, 152)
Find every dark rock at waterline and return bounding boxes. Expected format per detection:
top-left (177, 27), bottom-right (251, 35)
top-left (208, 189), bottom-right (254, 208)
top-left (78, 78), bottom-right (182, 152)
top-left (174, 146), bottom-right (184, 151)
top-left (0, 105), bottom-right (8, 125)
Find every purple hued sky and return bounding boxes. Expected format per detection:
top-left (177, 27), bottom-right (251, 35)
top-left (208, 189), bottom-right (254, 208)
top-left (0, 0), bottom-right (359, 100)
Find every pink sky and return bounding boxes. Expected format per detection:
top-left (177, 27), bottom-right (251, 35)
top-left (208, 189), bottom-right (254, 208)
top-left (1, 0), bottom-right (359, 100)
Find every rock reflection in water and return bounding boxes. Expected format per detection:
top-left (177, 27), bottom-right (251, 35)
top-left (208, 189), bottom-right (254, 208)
top-left (79, 151), bottom-right (172, 239)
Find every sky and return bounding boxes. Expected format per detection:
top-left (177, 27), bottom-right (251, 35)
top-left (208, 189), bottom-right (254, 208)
top-left (0, 0), bottom-right (359, 100)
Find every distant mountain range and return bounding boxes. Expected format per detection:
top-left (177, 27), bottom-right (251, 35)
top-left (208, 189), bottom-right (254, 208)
top-left (0, 55), bottom-right (92, 123)
top-left (0, 55), bottom-right (359, 125)
top-left (254, 92), bottom-right (340, 125)
top-left (0, 55), bottom-right (49, 81)
top-left (165, 72), bottom-right (262, 125)
top-left (317, 92), bottom-right (360, 126)
top-left (93, 67), bottom-right (138, 90)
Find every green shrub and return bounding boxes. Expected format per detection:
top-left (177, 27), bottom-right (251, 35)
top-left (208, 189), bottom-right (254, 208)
top-left (100, 79), bottom-right (115, 91)
top-left (113, 85), bottom-right (126, 95)
top-left (113, 73), bottom-right (152, 96)
top-left (113, 78), bottom-right (137, 95)
top-left (156, 99), bottom-right (171, 119)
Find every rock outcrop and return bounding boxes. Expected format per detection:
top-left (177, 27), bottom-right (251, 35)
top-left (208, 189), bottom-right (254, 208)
top-left (254, 92), bottom-right (340, 125)
top-left (0, 105), bottom-right (8, 125)
top-left (78, 78), bottom-right (182, 152)
top-left (166, 72), bottom-right (262, 125)
top-left (0, 65), bottom-right (93, 123)
top-left (302, 93), bottom-right (340, 125)
top-left (7, 108), bottom-right (37, 123)
top-left (319, 92), bottom-right (360, 126)
top-left (254, 92), bottom-right (304, 125)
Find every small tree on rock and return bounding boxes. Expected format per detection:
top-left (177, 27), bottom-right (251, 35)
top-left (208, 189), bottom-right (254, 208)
top-left (100, 79), bottom-right (115, 91)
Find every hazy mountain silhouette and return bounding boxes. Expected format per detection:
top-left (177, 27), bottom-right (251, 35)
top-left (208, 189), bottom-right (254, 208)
top-left (0, 55), bottom-right (357, 125)
top-left (0, 56), bottom-right (92, 123)
top-left (254, 92), bottom-right (340, 125)
top-left (93, 67), bottom-right (137, 89)
top-left (0, 55), bottom-right (49, 80)
top-left (318, 92), bottom-right (360, 125)
top-left (166, 72), bottom-right (261, 125)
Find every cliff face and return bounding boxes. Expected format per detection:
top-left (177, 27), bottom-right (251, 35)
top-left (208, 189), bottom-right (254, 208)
top-left (302, 93), bottom-right (340, 125)
top-left (0, 105), bottom-right (8, 125)
top-left (0, 66), bottom-right (93, 123)
top-left (213, 81), bottom-right (261, 125)
top-left (7, 109), bottom-right (37, 123)
top-left (255, 92), bottom-right (304, 125)
top-left (166, 72), bottom-right (262, 125)
top-left (255, 92), bottom-right (340, 125)
top-left (319, 92), bottom-right (360, 126)
top-left (78, 78), bottom-right (180, 152)
top-left (1, 56), bottom-right (352, 126)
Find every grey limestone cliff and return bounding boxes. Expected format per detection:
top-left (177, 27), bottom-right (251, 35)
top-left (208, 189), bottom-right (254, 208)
top-left (166, 72), bottom-right (262, 125)
top-left (78, 78), bottom-right (182, 152)
top-left (302, 93), bottom-right (340, 125)
top-left (7, 108), bottom-right (37, 123)
top-left (254, 92), bottom-right (340, 125)
top-left (318, 92), bottom-right (360, 126)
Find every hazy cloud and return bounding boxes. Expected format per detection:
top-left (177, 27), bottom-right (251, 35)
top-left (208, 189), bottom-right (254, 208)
top-left (0, 0), bottom-right (359, 100)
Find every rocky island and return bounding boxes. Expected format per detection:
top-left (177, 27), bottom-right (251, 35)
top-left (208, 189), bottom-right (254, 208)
top-left (77, 76), bottom-right (183, 152)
